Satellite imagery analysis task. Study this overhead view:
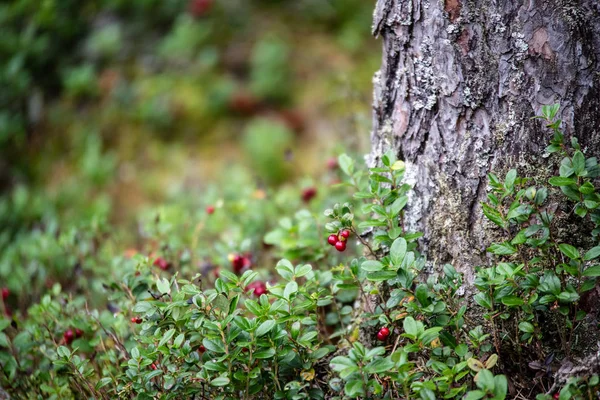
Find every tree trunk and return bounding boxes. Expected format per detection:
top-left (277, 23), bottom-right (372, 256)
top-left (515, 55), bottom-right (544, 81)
top-left (369, 0), bottom-right (600, 284)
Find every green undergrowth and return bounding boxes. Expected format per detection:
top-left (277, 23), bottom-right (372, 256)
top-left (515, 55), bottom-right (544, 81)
top-left (2, 105), bottom-right (600, 399)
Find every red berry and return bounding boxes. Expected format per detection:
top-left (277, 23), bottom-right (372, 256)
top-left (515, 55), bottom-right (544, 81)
top-left (231, 254), bottom-right (245, 273)
top-left (150, 363), bottom-right (158, 370)
top-left (198, 345), bottom-right (206, 353)
top-left (189, 0), bottom-right (212, 17)
top-left (327, 158), bottom-right (338, 170)
top-left (229, 91), bottom-right (260, 115)
top-left (206, 205), bottom-right (215, 215)
top-left (339, 230), bottom-right (350, 239)
top-left (131, 317), bottom-right (142, 324)
top-left (1, 288), bottom-right (8, 301)
top-left (75, 328), bottom-right (84, 338)
top-left (377, 327), bottom-right (390, 341)
top-left (153, 257), bottom-right (170, 271)
top-left (246, 281), bottom-right (267, 297)
top-left (335, 241), bottom-right (346, 252)
top-left (327, 234), bottom-right (338, 246)
top-left (242, 255), bottom-right (252, 269)
top-left (64, 329), bottom-right (75, 344)
top-left (301, 187), bottom-right (317, 203)
top-left (280, 109), bottom-right (305, 133)
top-left (553, 394), bottom-right (559, 400)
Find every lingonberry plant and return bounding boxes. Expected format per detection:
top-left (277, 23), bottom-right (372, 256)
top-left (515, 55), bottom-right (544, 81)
top-left (1, 105), bottom-right (600, 399)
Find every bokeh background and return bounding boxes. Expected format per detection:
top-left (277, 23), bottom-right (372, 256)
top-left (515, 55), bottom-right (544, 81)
top-left (0, 0), bottom-right (379, 308)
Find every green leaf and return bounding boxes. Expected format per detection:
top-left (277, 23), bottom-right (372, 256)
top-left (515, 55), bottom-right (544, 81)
top-left (202, 338), bottom-right (225, 353)
top-left (338, 154), bottom-right (354, 176)
top-left (361, 260), bottom-right (384, 272)
top-left (218, 269), bottom-right (239, 283)
top-left (210, 376), bottom-right (230, 387)
top-left (344, 379), bottom-right (364, 397)
top-left (390, 196), bottom-right (408, 217)
top-left (173, 333), bottom-right (185, 348)
top-left (539, 272), bottom-right (561, 295)
top-left (158, 328), bottom-right (176, 348)
top-left (157, 278), bottom-right (171, 295)
top-left (294, 264), bottom-right (312, 278)
top-left (583, 266), bottom-right (600, 277)
top-left (390, 237), bottom-right (407, 265)
top-left (464, 390), bottom-right (486, 400)
top-left (365, 357), bottom-right (395, 373)
top-left (255, 319), bottom-right (276, 336)
top-left (549, 177), bottom-right (577, 187)
top-left (579, 181), bottom-right (595, 194)
top-left (330, 356), bottom-right (356, 372)
top-left (276, 259), bottom-right (294, 281)
top-left (573, 151), bottom-right (586, 176)
top-left (538, 294), bottom-right (556, 304)
top-left (518, 322), bottom-right (534, 333)
top-left (476, 369), bottom-right (495, 391)
top-left (403, 316), bottom-right (418, 337)
top-left (501, 296), bottom-right (524, 307)
top-left (584, 246), bottom-right (600, 261)
top-left (366, 271), bottom-right (398, 281)
top-left (253, 348), bottom-right (276, 359)
top-left (504, 169), bottom-right (517, 191)
top-left (474, 293), bottom-right (492, 310)
top-left (487, 242), bottom-right (516, 255)
top-left (56, 345), bottom-right (70, 359)
top-left (482, 203), bottom-right (505, 228)
top-left (559, 244), bottom-right (580, 260)
top-left (494, 375), bottom-right (508, 398)
top-left (284, 281), bottom-right (298, 300)
top-left (132, 302), bottom-right (153, 313)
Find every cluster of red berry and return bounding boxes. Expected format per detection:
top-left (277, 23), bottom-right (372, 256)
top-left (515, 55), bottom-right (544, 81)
top-left (131, 316), bottom-right (143, 324)
top-left (63, 328), bottom-right (84, 345)
top-left (327, 230), bottom-right (350, 252)
top-left (230, 253), bottom-right (252, 274)
top-left (376, 326), bottom-right (390, 341)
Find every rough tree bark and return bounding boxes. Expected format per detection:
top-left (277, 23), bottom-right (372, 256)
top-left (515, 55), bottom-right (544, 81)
top-left (370, 0), bottom-right (600, 282)
top-left (368, 0), bottom-right (600, 386)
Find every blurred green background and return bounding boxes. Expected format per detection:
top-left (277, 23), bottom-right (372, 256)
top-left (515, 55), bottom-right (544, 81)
top-left (0, 0), bottom-right (380, 307)
top-left (0, 0), bottom-right (378, 226)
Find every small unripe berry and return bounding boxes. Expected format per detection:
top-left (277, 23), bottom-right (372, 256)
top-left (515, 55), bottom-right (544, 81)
top-left (327, 234), bottom-right (338, 246)
top-left (206, 205), bottom-right (215, 214)
top-left (335, 241), bottom-right (346, 252)
top-left (1, 288), bottom-right (8, 301)
top-left (377, 327), bottom-right (390, 341)
top-left (327, 158), bottom-right (338, 170)
top-left (64, 329), bottom-right (75, 344)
